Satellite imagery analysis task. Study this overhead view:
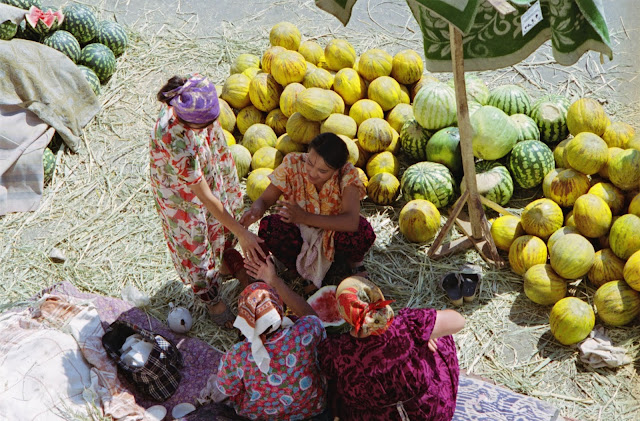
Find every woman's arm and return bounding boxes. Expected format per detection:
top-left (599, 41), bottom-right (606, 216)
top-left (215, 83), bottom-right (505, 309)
top-left (189, 178), bottom-right (266, 261)
top-left (244, 256), bottom-right (318, 318)
top-left (431, 309), bottom-right (466, 340)
top-left (239, 183), bottom-right (282, 227)
top-left (277, 184), bottom-right (361, 232)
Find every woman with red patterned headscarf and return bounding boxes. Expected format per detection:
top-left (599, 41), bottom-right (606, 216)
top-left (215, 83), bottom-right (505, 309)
top-left (318, 276), bottom-right (465, 421)
top-left (151, 74), bottom-right (266, 328)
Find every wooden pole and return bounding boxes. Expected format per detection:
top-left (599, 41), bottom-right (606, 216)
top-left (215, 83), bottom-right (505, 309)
top-left (449, 24), bottom-right (484, 239)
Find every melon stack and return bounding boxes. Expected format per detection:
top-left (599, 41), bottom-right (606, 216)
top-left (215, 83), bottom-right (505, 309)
top-left (490, 97), bottom-right (640, 345)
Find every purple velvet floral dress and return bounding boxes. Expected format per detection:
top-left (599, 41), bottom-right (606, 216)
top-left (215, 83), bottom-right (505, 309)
top-left (317, 308), bottom-right (459, 421)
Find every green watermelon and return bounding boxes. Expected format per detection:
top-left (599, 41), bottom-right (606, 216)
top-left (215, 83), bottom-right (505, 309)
top-left (400, 161), bottom-right (455, 208)
top-left (487, 84), bottom-right (532, 115)
top-left (447, 73), bottom-right (489, 105)
top-left (0, 0), bottom-right (41, 10)
top-left (94, 20), bottom-right (128, 56)
top-left (470, 105), bottom-right (518, 160)
top-left (399, 119), bottom-right (430, 162)
top-left (43, 147), bottom-right (55, 182)
top-left (60, 3), bottom-right (97, 44)
top-left (530, 95), bottom-right (570, 144)
top-left (462, 161), bottom-right (513, 206)
top-left (0, 20), bottom-right (18, 40)
top-left (77, 65), bottom-right (100, 96)
top-left (79, 43), bottom-right (116, 83)
top-left (16, 19), bottom-right (40, 41)
top-left (42, 30), bottom-right (81, 63)
top-left (508, 140), bottom-right (555, 189)
top-left (413, 82), bottom-right (457, 131)
top-left (425, 126), bottom-right (462, 176)
top-left (510, 113), bottom-right (540, 142)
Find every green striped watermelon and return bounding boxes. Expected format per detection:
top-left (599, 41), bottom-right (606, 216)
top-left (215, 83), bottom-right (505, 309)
top-left (508, 140), bottom-right (555, 189)
top-left (79, 43), bottom-right (116, 83)
top-left (77, 65), bottom-right (101, 96)
top-left (530, 95), bottom-right (571, 144)
top-left (487, 84), bottom-right (532, 115)
top-left (399, 119), bottom-right (430, 162)
top-left (510, 113), bottom-right (540, 142)
top-left (463, 161), bottom-right (513, 206)
top-left (471, 105), bottom-right (518, 160)
top-left (43, 147), bottom-right (55, 182)
top-left (0, 0), bottom-right (41, 9)
top-left (447, 73), bottom-right (489, 105)
top-left (16, 19), bottom-right (40, 41)
top-left (0, 20), bottom-right (17, 40)
top-left (400, 161), bottom-right (455, 208)
top-left (95, 20), bottom-right (128, 56)
top-left (425, 127), bottom-right (462, 176)
top-left (60, 3), bottom-right (97, 44)
top-left (42, 30), bottom-right (81, 63)
top-left (413, 82), bottom-right (457, 131)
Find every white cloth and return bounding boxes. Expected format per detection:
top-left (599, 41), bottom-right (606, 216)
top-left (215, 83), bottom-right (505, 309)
top-left (232, 314), bottom-right (294, 374)
top-left (578, 326), bottom-right (631, 369)
top-left (296, 224), bottom-right (332, 288)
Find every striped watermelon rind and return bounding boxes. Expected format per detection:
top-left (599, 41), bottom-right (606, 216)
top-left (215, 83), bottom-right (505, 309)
top-left (468, 161), bottom-right (513, 206)
top-left (79, 43), bottom-right (116, 83)
top-left (508, 140), bottom-right (555, 189)
top-left (0, 20), bottom-right (18, 40)
top-left (425, 126), bottom-right (462, 175)
top-left (412, 82), bottom-right (457, 131)
top-left (487, 84), bottom-right (532, 116)
top-left (530, 95), bottom-right (571, 144)
top-left (399, 119), bottom-right (430, 162)
top-left (43, 147), bottom-right (55, 181)
top-left (446, 73), bottom-right (489, 105)
top-left (16, 19), bottom-right (40, 41)
top-left (95, 20), bottom-right (128, 56)
top-left (77, 65), bottom-right (101, 96)
top-left (42, 30), bottom-right (81, 63)
top-left (1, 0), bottom-right (41, 9)
top-left (400, 161), bottom-right (455, 209)
top-left (60, 3), bottom-right (98, 44)
top-left (510, 113), bottom-right (540, 142)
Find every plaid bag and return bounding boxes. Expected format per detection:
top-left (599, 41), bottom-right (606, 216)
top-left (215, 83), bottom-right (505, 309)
top-left (102, 320), bottom-right (183, 401)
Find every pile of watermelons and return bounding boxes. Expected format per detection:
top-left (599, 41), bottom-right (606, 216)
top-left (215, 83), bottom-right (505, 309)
top-left (0, 0), bottom-right (128, 98)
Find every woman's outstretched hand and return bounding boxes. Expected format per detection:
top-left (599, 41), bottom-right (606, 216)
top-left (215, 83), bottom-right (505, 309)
top-left (238, 230), bottom-right (266, 263)
top-left (276, 200), bottom-right (306, 224)
top-left (239, 206), bottom-right (262, 227)
top-left (245, 255), bottom-right (277, 284)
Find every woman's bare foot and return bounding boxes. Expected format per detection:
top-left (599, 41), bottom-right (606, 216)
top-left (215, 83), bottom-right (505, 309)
top-left (207, 300), bottom-right (235, 329)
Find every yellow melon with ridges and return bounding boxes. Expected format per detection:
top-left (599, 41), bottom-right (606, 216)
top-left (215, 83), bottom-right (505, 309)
top-left (356, 167), bottom-right (368, 190)
top-left (286, 112), bottom-right (321, 145)
top-left (269, 21), bottom-right (301, 51)
top-left (399, 84), bottom-right (410, 104)
top-left (624, 250), bottom-right (640, 291)
top-left (490, 215), bottom-right (525, 251)
top-left (349, 99), bottom-right (384, 127)
top-left (333, 68), bottom-right (366, 106)
top-left (357, 48), bottom-right (393, 81)
top-left (326, 89), bottom-right (345, 115)
top-left (221, 73), bottom-right (252, 109)
top-left (385, 128), bottom-right (400, 154)
top-left (236, 106), bottom-right (265, 135)
top-left (271, 50), bottom-right (307, 86)
top-left (603, 121), bottom-right (635, 148)
top-left (324, 38), bottom-right (356, 71)
top-left (391, 49), bottom-right (424, 85)
top-left (218, 98), bottom-right (236, 133)
top-left (563, 132), bottom-right (608, 175)
top-left (366, 151), bottom-right (399, 178)
top-left (249, 72), bottom-right (282, 112)
top-left (241, 123), bottom-right (277, 154)
top-left (572, 193), bottom-right (612, 238)
top-left (295, 87), bottom-right (334, 121)
top-left (275, 133), bottom-right (306, 155)
top-left (298, 40), bottom-right (324, 65)
top-left (265, 108), bottom-right (288, 136)
top-left (589, 248), bottom-right (626, 288)
top-left (251, 146), bottom-right (284, 170)
top-left (598, 147), bottom-right (624, 179)
top-left (230, 53), bottom-right (261, 75)
top-left (553, 139), bottom-right (570, 169)
top-left (588, 182), bottom-right (625, 215)
top-left (566, 97), bottom-right (610, 137)
top-left (508, 235), bottom-right (548, 276)
top-left (368, 76), bottom-right (402, 112)
top-left (321, 114), bottom-right (357, 138)
top-left (338, 135), bottom-right (359, 166)
top-left (386, 103), bottom-right (413, 133)
top-left (357, 118), bottom-right (393, 154)
top-left (246, 168), bottom-right (273, 202)
top-left (354, 138), bottom-right (370, 169)
top-left (629, 193), bottom-right (640, 217)
top-left (279, 83), bottom-right (305, 117)
top-left (262, 46), bottom-right (286, 74)
top-left (222, 129), bottom-right (235, 146)
top-left (302, 67), bottom-right (334, 90)
top-left (242, 67), bottom-right (262, 80)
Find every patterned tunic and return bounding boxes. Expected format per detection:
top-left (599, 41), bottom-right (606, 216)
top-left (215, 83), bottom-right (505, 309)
top-left (268, 153), bottom-right (365, 261)
top-left (217, 316), bottom-right (327, 420)
top-left (318, 308), bottom-right (459, 421)
top-left (149, 104), bottom-right (243, 301)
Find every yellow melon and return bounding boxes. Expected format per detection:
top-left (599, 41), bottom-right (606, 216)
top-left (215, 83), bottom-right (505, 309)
top-left (357, 48), bottom-right (393, 81)
top-left (286, 112), bottom-right (321, 145)
top-left (573, 193), bottom-right (612, 238)
top-left (324, 39), bottom-right (356, 71)
top-left (246, 168), bottom-right (273, 202)
top-left (333, 68), bottom-right (366, 106)
top-left (295, 88), bottom-right (334, 121)
top-left (624, 250), bottom-right (640, 291)
top-left (338, 135), bottom-right (359, 166)
top-left (221, 73), bottom-right (252, 109)
top-left (598, 147), bottom-right (624, 179)
top-left (385, 128), bottom-right (400, 154)
top-left (249, 72), bottom-right (282, 112)
top-left (222, 129), bottom-right (235, 146)
top-left (521, 198), bottom-right (564, 240)
top-left (298, 40), bottom-right (324, 65)
top-left (490, 215), bottom-right (525, 251)
top-left (398, 199), bottom-right (441, 243)
top-left (542, 168), bottom-right (561, 198)
top-left (356, 167), bottom-right (369, 190)
top-left (589, 248), bottom-right (626, 288)
top-left (386, 103), bottom-right (413, 133)
top-left (398, 84), bottom-right (411, 104)
top-left (354, 139), bottom-right (370, 169)
top-left (566, 97), bottom-right (610, 137)
top-left (357, 118), bottom-right (394, 153)
top-left (242, 123), bottom-right (277, 154)
top-left (366, 151), bottom-right (399, 178)
top-left (565, 210), bottom-right (576, 228)
top-left (321, 114), bottom-right (357, 138)
top-left (508, 235), bottom-right (548, 276)
top-left (608, 148), bottom-right (640, 191)
top-left (588, 182), bottom-right (625, 215)
top-left (251, 146), bottom-right (284, 170)
top-left (230, 53), bottom-right (261, 74)
top-left (217, 98), bottom-right (236, 133)
top-left (271, 50), bottom-right (307, 86)
top-left (279, 83), bottom-right (305, 117)
top-left (265, 108), bottom-right (288, 136)
top-left (236, 106), bottom-right (266, 135)
top-left (326, 90), bottom-right (346, 115)
top-left (564, 132), bottom-right (609, 175)
top-left (242, 67), bottom-right (262, 80)
top-left (602, 121), bottom-right (635, 148)
top-left (629, 193), bottom-right (640, 217)
top-left (261, 46), bottom-right (286, 74)
top-left (302, 66), bottom-right (334, 90)
top-left (627, 134), bottom-right (640, 150)
top-left (546, 168), bottom-right (591, 207)
top-left (549, 233), bottom-right (595, 280)
top-left (368, 76), bottom-right (402, 111)
top-left (269, 21), bottom-right (301, 51)
top-left (391, 49), bottom-right (424, 85)
top-left (275, 133), bottom-right (306, 155)
top-left (349, 99), bottom-right (384, 126)
top-left (553, 139), bottom-right (570, 169)
top-left (547, 225), bottom-right (580, 252)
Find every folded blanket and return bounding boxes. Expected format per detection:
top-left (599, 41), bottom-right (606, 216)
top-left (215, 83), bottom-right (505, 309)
top-left (296, 224), bottom-right (332, 288)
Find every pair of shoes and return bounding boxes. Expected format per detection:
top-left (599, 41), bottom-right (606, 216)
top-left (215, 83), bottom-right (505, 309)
top-left (439, 263), bottom-right (482, 306)
top-left (208, 301), bottom-right (236, 329)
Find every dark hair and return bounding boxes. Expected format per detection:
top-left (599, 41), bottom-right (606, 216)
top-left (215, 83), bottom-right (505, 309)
top-left (157, 75), bottom-right (187, 103)
top-left (309, 132), bottom-right (349, 170)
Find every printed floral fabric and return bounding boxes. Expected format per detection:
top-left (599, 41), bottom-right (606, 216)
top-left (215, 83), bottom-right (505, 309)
top-left (217, 316), bottom-right (327, 421)
top-left (149, 104), bottom-right (243, 301)
top-left (318, 308), bottom-right (459, 421)
top-left (268, 153), bottom-right (366, 261)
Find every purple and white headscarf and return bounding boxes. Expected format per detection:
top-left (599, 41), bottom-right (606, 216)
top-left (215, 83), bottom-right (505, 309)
top-left (163, 74), bottom-right (220, 125)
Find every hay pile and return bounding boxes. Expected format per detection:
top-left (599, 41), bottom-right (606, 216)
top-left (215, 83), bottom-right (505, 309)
top-left (1, 1), bottom-right (639, 420)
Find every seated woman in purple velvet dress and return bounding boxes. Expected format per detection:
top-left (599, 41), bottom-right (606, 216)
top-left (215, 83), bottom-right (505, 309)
top-left (317, 276), bottom-right (465, 421)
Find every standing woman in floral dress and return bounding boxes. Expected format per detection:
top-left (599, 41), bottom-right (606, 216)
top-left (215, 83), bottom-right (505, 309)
top-left (150, 74), bottom-right (265, 328)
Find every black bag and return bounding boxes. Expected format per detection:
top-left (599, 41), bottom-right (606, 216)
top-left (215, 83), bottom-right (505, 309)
top-left (102, 320), bottom-right (183, 401)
